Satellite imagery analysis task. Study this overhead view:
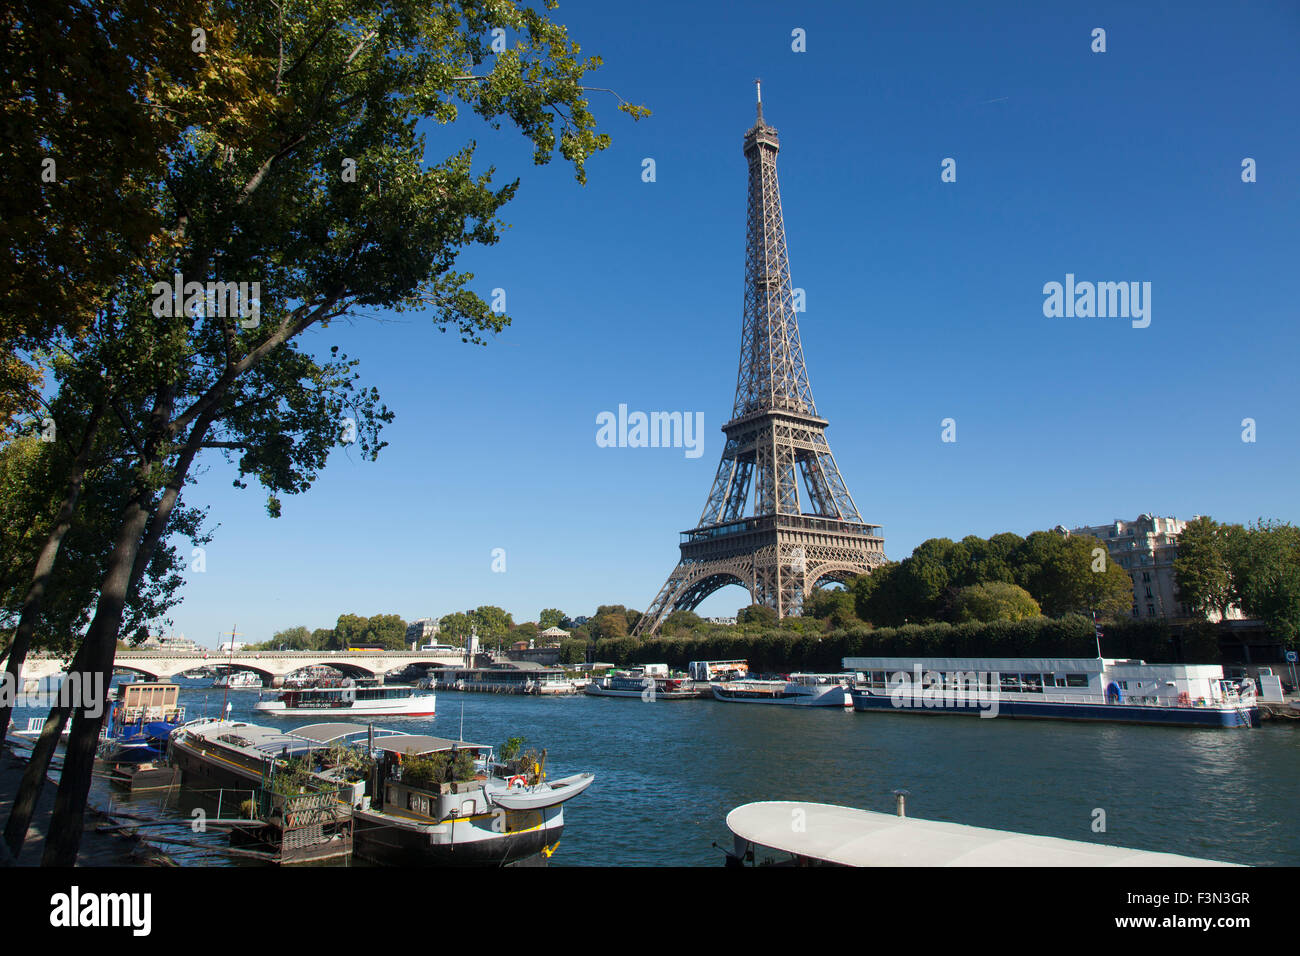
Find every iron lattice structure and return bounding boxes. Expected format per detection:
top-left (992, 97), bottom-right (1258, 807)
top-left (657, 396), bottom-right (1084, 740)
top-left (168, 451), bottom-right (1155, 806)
top-left (633, 93), bottom-right (885, 637)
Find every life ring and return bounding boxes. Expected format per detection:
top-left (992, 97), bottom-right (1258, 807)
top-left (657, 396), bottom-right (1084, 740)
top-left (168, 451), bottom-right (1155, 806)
top-left (508, 775), bottom-right (527, 789)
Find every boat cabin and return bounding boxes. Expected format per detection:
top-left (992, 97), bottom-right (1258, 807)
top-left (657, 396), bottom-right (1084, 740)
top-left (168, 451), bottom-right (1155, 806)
top-left (371, 734), bottom-right (494, 823)
top-left (111, 682), bottom-right (185, 725)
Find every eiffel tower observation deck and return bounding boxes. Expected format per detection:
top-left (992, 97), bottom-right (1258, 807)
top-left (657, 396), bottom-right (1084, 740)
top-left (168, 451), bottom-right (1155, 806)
top-left (633, 86), bottom-right (886, 637)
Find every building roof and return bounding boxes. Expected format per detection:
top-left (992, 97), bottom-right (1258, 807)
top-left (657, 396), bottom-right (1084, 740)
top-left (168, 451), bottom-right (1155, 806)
top-left (726, 802), bottom-right (1239, 867)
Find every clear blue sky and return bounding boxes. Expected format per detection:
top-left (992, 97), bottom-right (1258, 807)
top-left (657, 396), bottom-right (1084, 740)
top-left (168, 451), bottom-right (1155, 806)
top-left (168, 0), bottom-right (1300, 646)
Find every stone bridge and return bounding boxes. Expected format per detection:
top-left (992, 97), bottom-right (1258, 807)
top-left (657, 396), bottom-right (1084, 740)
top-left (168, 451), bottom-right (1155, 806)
top-left (22, 649), bottom-right (470, 685)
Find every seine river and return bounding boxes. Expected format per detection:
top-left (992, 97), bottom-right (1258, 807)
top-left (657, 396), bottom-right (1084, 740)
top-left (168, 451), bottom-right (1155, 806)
top-left (30, 678), bottom-right (1300, 866)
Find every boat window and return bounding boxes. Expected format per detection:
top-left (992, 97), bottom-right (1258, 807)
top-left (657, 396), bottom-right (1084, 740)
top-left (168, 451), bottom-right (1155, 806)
top-left (1065, 674), bottom-right (1089, 687)
top-left (1021, 674), bottom-right (1044, 693)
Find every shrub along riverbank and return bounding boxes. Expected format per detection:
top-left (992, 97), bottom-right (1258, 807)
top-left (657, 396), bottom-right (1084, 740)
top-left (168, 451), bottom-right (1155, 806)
top-left (591, 615), bottom-right (1227, 673)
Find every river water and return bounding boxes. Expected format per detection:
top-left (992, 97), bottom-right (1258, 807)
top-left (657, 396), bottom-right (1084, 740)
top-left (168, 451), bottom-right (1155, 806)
top-left (21, 678), bottom-right (1300, 866)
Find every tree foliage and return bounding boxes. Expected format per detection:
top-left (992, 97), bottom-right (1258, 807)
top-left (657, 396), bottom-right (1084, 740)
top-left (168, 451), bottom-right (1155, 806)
top-left (949, 581), bottom-right (1042, 623)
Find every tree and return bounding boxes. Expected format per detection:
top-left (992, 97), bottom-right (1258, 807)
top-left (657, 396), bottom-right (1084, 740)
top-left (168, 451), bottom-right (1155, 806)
top-left (588, 608), bottom-right (628, 640)
top-left (265, 625), bottom-right (312, 649)
top-left (949, 582), bottom-right (1042, 623)
top-left (471, 606), bottom-right (513, 642)
top-left (894, 537), bottom-right (961, 621)
top-left (804, 588), bottom-right (859, 630)
top-left (1041, 535), bottom-right (1133, 619)
top-left (852, 562), bottom-right (907, 627)
top-left (438, 612), bottom-right (474, 646)
top-left (660, 609), bottom-right (703, 636)
top-left (15, 0), bottom-right (646, 863)
top-left (363, 614), bottom-right (407, 649)
top-left (1174, 517), bottom-right (1239, 620)
top-left (558, 638), bottom-right (587, 665)
top-left (1231, 520), bottom-right (1300, 641)
top-left (538, 608), bottom-right (566, 630)
top-left (333, 613), bottom-right (368, 649)
top-left (737, 604), bottom-right (778, 627)
top-left (1010, 530), bottom-right (1069, 606)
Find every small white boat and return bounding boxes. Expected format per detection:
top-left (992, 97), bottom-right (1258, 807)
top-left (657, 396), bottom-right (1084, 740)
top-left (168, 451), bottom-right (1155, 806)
top-left (711, 674), bottom-right (853, 707)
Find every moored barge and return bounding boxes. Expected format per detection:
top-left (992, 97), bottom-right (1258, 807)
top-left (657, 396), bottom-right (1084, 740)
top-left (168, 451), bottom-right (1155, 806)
top-left (845, 657), bottom-right (1259, 728)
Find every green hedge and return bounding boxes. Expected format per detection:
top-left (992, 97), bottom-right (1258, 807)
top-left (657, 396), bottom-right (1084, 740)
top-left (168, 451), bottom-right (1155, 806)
top-left (592, 615), bottom-right (1227, 672)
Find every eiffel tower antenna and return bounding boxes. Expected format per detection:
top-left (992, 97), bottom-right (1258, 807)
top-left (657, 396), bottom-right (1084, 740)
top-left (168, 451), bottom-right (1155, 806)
top-left (632, 92), bottom-right (885, 636)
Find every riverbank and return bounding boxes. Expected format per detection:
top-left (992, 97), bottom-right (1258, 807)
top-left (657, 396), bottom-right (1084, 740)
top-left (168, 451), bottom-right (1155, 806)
top-left (0, 742), bottom-right (174, 866)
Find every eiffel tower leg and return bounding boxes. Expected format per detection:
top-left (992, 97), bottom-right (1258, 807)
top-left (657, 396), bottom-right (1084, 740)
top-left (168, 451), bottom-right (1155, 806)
top-left (631, 559), bottom-right (757, 636)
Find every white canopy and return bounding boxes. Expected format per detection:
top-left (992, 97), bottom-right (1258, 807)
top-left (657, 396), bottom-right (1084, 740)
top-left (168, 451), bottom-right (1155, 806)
top-left (726, 802), bottom-right (1240, 867)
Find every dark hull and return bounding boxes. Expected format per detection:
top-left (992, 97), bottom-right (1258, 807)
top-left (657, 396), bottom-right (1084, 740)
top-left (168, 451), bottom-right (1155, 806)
top-left (353, 817), bottom-right (560, 867)
top-left (168, 737), bottom-right (266, 793)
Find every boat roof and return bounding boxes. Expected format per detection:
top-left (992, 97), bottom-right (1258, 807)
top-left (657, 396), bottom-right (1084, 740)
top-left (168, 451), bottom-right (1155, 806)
top-left (290, 722), bottom-right (375, 743)
top-left (188, 721), bottom-right (321, 756)
top-left (187, 720), bottom-right (486, 757)
top-left (372, 734), bottom-right (487, 756)
top-left (726, 802), bottom-right (1240, 867)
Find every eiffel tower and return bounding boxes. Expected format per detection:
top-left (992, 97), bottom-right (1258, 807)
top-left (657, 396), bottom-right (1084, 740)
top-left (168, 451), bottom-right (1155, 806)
top-left (632, 86), bottom-right (885, 637)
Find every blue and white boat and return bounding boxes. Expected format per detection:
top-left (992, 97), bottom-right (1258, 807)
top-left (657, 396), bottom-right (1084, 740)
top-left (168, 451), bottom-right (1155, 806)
top-left (844, 657), bottom-right (1258, 728)
top-left (101, 682), bottom-right (187, 762)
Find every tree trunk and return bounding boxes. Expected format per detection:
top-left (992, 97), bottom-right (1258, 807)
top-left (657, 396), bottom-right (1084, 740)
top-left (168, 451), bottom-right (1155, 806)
top-left (129, 405), bottom-right (217, 598)
top-left (39, 384), bottom-right (175, 867)
top-left (0, 400), bottom-right (105, 745)
top-left (3, 402), bottom-right (213, 863)
top-left (41, 392), bottom-right (223, 866)
top-left (2, 642), bottom-right (87, 857)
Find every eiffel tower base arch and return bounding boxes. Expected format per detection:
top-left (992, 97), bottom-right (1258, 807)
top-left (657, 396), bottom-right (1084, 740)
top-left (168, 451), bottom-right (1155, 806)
top-left (633, 540), bottom-right (884, 635)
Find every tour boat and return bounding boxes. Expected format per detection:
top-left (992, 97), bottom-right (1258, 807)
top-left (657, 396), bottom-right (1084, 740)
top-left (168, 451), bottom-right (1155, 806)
top-left (422, 667), bottom-right (578, 695)
top-left (844, 656), bottom-right (1259, 728)
top-left (254, 682), bottom-right (436, 717)
top-left (168, 719), bottom-right (594, 865)
top-left (711, 673), bottom-right (853, 707)
top-left (584, 665), bottom-right (698, 700)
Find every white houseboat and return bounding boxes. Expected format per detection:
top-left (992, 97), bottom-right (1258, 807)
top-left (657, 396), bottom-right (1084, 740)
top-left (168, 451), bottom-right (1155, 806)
top-left (711, 673), bottom-right (853, 707)
top-left (844, 656), bottom-right (1258, 728)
